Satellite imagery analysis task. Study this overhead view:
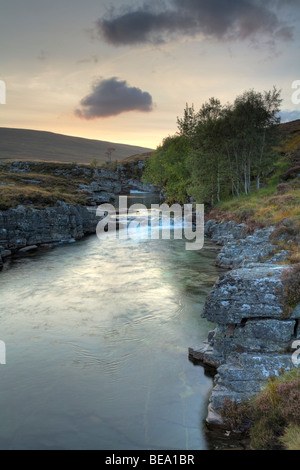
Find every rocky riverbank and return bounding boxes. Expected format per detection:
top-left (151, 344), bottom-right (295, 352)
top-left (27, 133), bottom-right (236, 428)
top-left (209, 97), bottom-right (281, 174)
top-left (189, 220), bottom-right (300, 428)
top-left (0, 203), bottom-right (99, 268)
top-left (0, 159), bottom-right (157, 268)
top-left (1, 160), bottom-right (155, 208)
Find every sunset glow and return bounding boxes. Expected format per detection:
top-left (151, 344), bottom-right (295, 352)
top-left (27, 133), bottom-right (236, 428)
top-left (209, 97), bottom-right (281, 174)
top-left (1, 0), bottom-right (300, 149)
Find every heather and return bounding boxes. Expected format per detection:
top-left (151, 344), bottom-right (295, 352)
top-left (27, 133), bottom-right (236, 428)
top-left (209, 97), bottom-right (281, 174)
top-left (222, 369), bottom-right (300, 450)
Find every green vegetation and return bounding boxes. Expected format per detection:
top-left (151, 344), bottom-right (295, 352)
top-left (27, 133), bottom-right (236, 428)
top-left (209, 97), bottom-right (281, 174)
top-left (209, 166), bottom-right (300, 243)
top-left (280, 424), bottom-right (300, 450)
top-left (143, 135), bottom-right (191, 203)
top-left (280, 264), bottom-right (300, 317)
top-left (209, 124), bottom-right (300, 263)
top-left (90, 158), bottom-right (98, 168)
top-left (144, 87), bottom-right (282, 206)
top-left (144, 87), bottom-right (300, 262)
top-left (221, 369), bottom-right (300, 450)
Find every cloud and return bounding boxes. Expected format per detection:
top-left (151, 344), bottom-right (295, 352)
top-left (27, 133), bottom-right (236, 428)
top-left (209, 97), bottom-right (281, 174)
top-left (96, 0), bottom-right (294, 46)
top-left (75, 77), bottom-right (153, 119)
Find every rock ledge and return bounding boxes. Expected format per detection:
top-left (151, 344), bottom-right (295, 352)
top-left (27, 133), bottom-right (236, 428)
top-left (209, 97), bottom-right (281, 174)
top-left (191, 220), bottom-right (299, 427)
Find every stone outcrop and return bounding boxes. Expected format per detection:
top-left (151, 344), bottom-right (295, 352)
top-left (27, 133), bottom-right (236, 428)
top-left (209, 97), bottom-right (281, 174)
top-left (0, 159), bottom-right (158, 268)
top-left (77, 165), bottom-right (155, 206)
top-left (0, 203), bottom-right (99, 268)
top-left (204, 219), bottom-right (291, 270)
top-left (4, 160), bottom-right (156, 207)
top-left (204, 220), bottom-right (249, 246)
top-left (190, 220), bottom-right (299, 428)
top-left (215, 228), bottom-right (276, 269)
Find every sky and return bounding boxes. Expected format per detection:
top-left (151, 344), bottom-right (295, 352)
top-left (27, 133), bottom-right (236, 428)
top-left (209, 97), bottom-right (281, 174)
top-left (1, 0), bottom-right (300, 149)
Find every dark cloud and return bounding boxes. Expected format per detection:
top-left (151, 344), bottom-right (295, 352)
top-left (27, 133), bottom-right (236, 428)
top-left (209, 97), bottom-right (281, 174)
top-left (75, 77), bottom-right (153, 119)
top-left (96, 0), bottom-right (294, 46)
top-left (99, 9), bottom-right (192, 46)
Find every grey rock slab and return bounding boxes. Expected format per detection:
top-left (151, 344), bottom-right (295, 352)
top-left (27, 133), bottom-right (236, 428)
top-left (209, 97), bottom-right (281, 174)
top-left (202, 264), bottom-right (288, 324)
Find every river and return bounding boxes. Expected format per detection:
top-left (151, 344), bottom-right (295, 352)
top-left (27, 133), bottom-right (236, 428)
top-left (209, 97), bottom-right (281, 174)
top-left (0, 195), bottom-right (222, 450)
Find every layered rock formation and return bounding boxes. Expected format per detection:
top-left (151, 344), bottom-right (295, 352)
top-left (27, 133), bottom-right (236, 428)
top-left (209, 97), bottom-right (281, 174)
top-left (0, 203), bottom-right (98, 268)
top-left (77, 164), bottom-right (155, 206)
top-left (190, 221), bottom-right (299, 427)
top-left (4, 160), bottom-right (156, 207)
top-left (0, 159), bottom-right (158, 268)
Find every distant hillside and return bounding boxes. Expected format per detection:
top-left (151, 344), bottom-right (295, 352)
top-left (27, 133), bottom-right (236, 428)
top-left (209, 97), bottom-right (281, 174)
top-left (278, 119), bottom-right (300, 167)
top-left (0, 128), bottom-right (154, 164)
top-left (279, 119), bottom-right (300, 136)
top-left (122, 151), bottom-right (154, 164)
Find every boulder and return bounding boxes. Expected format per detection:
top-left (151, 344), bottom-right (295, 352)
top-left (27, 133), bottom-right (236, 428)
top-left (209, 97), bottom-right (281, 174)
top-left (202, 264), bottom-right (288, 324)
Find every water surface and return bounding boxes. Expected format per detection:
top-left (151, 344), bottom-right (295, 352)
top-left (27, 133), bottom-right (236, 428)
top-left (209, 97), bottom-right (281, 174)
top-left (0, 208), bottom-right (221, 450)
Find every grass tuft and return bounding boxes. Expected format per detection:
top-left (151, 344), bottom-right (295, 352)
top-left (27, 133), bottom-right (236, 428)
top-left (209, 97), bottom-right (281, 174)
top-left (222, 369), bottom-right (300, 450)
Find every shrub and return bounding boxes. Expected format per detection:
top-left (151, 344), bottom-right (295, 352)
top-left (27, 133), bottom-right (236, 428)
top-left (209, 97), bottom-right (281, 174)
top-left (279, 165), bottom-right (300, 182)
top-left (221, 398), bottom-right (253, 433)
top-left (288, 250), bottom-right (300, 265)
top-left (281, 424), bottom-right (300, 450)
top-left (281, 263), bottom-right (300, 317)
top-left (276, 183), bottom-right (292, 195)
top-left (221, 370), bottom-right (300, 450)
top-left (271, 217), bottom-right (299, 238)
top-left (251, 376), bottom-right (300, 449)
top-left (90, 158), bottom-right (98, 168)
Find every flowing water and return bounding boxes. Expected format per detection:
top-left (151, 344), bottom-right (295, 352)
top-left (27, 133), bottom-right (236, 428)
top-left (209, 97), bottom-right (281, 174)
top-left (0, 195), bottom-right (222, 450)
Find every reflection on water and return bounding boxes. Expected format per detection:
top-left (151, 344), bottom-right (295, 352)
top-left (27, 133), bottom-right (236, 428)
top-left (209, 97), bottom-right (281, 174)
top-left (0, 200), bottom-right (222, 450)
